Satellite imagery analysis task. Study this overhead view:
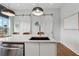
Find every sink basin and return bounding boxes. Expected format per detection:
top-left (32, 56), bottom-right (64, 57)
top-left (29, 37), bottom-right (50, 40)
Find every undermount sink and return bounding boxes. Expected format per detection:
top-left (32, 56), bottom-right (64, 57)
top-left (29, 37), bottom-right (50, 40)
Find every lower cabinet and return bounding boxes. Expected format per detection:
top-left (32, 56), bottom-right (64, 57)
top-left (25, 42), bottom-right (57, 56)
top-left (40, 43), bottom-right (57, 56)
top-left (25, 43), bottom-right (39, 56)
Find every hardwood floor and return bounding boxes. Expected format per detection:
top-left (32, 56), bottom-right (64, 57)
top-left (57, 43), bottom-right (78, 56)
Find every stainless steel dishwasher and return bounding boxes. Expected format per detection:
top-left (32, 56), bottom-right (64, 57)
top-left (0, 42), bottom-right (24, 56)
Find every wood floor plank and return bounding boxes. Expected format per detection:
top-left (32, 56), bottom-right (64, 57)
top-left (57, 43), bottom-right (78, 56)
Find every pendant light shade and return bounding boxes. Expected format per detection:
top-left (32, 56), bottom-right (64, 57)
top-left (32, 7), bottom-right (44, 16)
top-left (1, 9), bottom-right (15, 16)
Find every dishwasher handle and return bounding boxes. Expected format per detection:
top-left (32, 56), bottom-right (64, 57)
top-left (0, 46), bottom-right (23, 50)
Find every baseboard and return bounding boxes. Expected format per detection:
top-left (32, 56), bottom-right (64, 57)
top-left (57, 43), bottom-right (78, 56)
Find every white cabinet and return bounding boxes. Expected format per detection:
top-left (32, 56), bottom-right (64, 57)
top-left (25, 42), bottom-right (57, 56)
top-left (25, 43), bottom-right (39, 56)
top-left (40, 43), bottom-right (57, 56)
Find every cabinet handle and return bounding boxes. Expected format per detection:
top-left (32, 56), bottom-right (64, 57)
top-left (0, 46), bottom-right (22, 50)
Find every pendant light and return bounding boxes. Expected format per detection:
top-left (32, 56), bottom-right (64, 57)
top-left (1, 8), bottom-right (15, 16)
top-left (32, 7), bottom-right (44, 16)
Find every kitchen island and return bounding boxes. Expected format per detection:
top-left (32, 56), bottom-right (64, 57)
top-left (0, 35), bottom-right (58, 56)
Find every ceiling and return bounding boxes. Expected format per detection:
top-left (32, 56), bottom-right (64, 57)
top-left (0, 3), bottom-right (64, 11)
top-left (0, 3), bottom-right (65, 15)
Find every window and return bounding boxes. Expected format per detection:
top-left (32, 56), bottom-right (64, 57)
top-left (0, 16), bottom-right (10, 37)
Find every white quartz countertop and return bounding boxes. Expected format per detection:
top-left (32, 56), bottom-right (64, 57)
top-left (0, 35), bottom-right (59, 43)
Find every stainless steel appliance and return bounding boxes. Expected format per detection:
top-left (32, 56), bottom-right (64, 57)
top-left (0, 42), bottom-right (24, 56)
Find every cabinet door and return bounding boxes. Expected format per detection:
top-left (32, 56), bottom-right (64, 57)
top-left (40, 43), bottom-right (57, 56)
top-left (25, 43), bottom-right (39, 56)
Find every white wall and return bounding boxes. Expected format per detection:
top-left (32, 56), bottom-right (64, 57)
top-left (10, 8), bottom-right (61, 41)
top-left (61, 3), bottom-right (79, 55)
top-left (52, 9), bottom-right (61, 41)
top-left (31, 15), bottom-right (53, 37)
top-left (13, 16), bottom-right (31, 33)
